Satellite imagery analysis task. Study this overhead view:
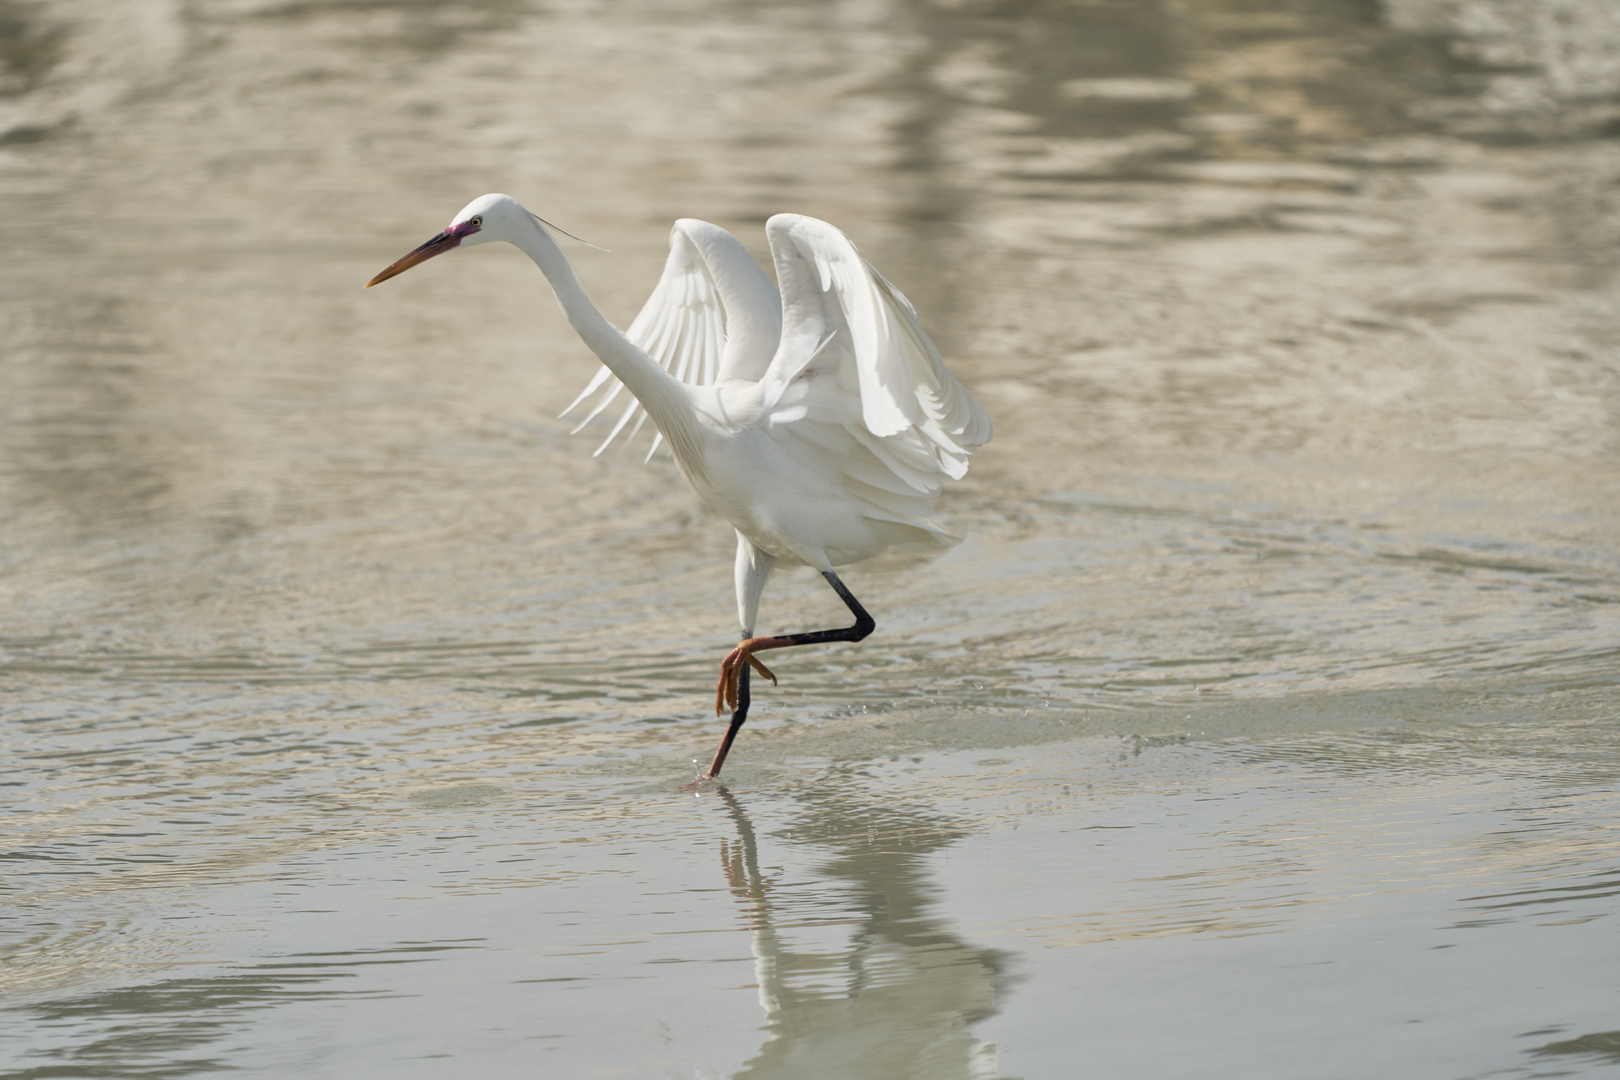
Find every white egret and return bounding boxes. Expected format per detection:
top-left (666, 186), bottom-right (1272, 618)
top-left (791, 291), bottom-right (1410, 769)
top-left (367, 194), bottom-right (990, 777)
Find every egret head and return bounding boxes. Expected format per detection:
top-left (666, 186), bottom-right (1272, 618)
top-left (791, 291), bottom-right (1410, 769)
top-left (365, 193), bottom-right (520, 287)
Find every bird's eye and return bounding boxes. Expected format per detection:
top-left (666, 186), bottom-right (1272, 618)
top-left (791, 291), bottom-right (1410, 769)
top-left (469, 216), bottom-right (483, 227)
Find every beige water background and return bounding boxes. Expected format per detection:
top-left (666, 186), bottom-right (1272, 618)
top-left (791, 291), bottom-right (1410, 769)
top-left (3, 1), bottom-right (1619, 1076)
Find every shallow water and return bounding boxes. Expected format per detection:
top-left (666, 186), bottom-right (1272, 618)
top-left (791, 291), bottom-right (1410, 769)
top-left (3, 0), bottom-right (1619, 1076)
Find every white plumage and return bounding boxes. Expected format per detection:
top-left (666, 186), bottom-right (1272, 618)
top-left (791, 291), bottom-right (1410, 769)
top-left (367, 194), bottom-right (991, 777)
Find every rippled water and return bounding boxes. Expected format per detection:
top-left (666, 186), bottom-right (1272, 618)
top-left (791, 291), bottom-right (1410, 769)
top-left (3, 0), bottom-right (1619, 1076)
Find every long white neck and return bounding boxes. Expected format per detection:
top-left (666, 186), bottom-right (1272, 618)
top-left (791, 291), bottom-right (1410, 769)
top-left (508, 215), bottom-right (707, 472)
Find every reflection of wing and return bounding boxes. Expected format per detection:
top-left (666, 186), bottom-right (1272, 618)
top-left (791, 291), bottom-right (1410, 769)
top-left (561, 219), bottom-right (780, 460)
top-left (760, 214), bottom-right (992, 496)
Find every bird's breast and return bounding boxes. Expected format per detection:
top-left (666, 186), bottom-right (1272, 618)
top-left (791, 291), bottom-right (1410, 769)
top-left (687, 427), bottom-right (878, 570)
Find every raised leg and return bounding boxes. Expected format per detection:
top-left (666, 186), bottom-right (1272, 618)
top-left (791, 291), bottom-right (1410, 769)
top-left (705, 570), bottom-right (875, 778)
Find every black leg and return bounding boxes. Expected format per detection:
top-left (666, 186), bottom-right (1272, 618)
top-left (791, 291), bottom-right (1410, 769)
top-left (706, 571), bottom-right (875, 779)
top-left (705, 665), bottom-right (750, 779)
top-left (785, 572), bottom-right (875, 648)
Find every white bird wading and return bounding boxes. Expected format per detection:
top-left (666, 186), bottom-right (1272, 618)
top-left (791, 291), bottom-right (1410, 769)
top-left (368, 194), bottom-right (991, 778)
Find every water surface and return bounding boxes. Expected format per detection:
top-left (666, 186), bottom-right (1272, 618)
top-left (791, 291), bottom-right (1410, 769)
top-left (3, 0), bottom-right (1619, 1076)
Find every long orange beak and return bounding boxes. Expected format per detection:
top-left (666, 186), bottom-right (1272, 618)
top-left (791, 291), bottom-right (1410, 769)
top-left (366, 222), bottom-right (477, 287)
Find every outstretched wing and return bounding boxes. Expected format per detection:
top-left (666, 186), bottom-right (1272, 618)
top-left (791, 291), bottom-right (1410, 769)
top-left (561, 219), bottom-right (781, 459)
top-left (760, 214), bottom-right (992, 496)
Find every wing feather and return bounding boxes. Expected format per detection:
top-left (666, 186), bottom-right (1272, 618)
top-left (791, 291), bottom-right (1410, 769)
top-left (760, 215), bottom-right (992, 494)
top-left (561, 220), bottom-right (780, 457)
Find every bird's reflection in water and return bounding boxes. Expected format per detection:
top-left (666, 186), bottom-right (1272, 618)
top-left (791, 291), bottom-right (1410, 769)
top-left (714, 787), bottom-right (1013, 1080)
